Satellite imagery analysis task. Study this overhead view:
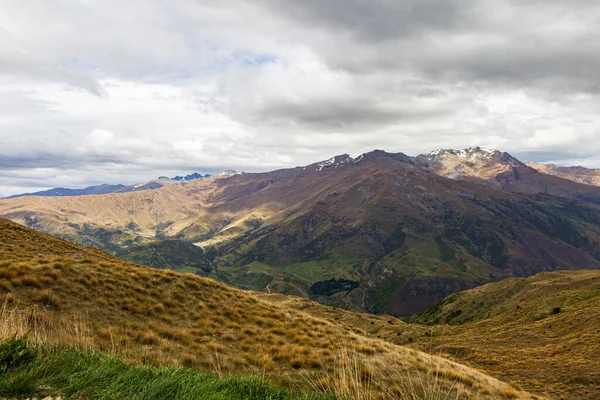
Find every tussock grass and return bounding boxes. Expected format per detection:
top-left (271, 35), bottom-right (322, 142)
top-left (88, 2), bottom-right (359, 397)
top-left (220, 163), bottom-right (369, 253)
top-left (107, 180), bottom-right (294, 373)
top-left (403, 271), bottom-right (600, 399)
top-left (0, 297), bottom-right (94, 351)
top-left (0, 218), bottom-right (538, 399)
top-left (265, 272), bottom-right (600, 400)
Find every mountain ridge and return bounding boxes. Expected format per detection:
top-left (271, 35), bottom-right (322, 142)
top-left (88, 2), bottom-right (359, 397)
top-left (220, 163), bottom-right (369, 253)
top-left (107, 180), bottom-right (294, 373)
top-left (4, 148), bottom-right (600, 315)
top-left (4, 172), bottom-right (216, 199)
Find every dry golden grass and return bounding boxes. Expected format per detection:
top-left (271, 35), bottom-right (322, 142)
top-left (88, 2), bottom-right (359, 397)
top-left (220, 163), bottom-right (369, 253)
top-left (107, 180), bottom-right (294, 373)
top-left (402, 271), bottom-right (600, 400)
top-left (0, 218), bottom-right (539, 399)
top-left (270, 272), bottom-right (600, 399)
top-left (265, 273), bottom-right (600, 400)
top-left (0, 296), bottom-right (95, 351)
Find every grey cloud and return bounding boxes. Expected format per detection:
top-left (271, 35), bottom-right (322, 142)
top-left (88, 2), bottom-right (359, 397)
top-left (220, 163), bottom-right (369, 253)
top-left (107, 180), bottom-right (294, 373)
top-left (253, 0), bottom-right (600, 95)
top-left (256, 0), bottom-right (471, 42)
top-left (1, 0), bottom-right (600, 195)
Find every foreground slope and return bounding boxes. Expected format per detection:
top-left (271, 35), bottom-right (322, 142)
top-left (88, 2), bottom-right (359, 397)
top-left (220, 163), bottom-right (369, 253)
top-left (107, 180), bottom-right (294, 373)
top-left (265, 271), bottom-right (600, 399)
top-left (4, 149), bottom-right (600, 315)
top-left (406, 271), bottom-right (600, 399)
top-left (0, 218), bottom-right (535, 399)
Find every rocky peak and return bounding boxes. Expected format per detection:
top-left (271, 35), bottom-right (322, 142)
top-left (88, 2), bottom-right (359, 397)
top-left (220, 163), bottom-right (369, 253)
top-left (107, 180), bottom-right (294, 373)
top-left (421, 147), bottom-right (524, 167)
top-left (353, 150), bottom-right (414, 166)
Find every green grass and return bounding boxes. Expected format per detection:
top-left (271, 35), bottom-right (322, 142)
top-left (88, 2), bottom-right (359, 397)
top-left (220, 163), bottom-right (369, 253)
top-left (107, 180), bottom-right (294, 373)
top-left (243, 261), bottom-right (269, 273)
top-left (0, 339), bottom-right (331, 400)
top-left (279, 256), bottom-right (358, 284)
top-left (173, 266), bottom-right (200, 274)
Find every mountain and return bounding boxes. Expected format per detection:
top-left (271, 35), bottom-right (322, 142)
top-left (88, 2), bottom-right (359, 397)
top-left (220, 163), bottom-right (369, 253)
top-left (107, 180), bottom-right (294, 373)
top-left (418, 147), bottom-right (600, 202)
top-left (5, 172), bottom-right (212, 199)
top-left (171, 172), bottom-right (212, 181)
top-left (526, 162), bottom-right (600, 187)
top-left (417, 147), bottom-right (526, 183)
top-left (5, 180), bottom-right (172, 199)
top-left (4, 149), bottom-right (600, 316)
top-left (6, 183), bottom-right (127, 198)
top-left (0, 217), bottom-right (535, 399)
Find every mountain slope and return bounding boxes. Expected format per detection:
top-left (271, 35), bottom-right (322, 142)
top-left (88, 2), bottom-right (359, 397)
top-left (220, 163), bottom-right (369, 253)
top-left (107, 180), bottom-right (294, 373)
top-left (6, 183), bottom-right (127, 198)
top-left (4, 149), bottom-right (600, 315)
top-left (526, 162), bottom-right (600, 187)
top-left (0, 218), bottom-right (535, 399)
top-left (5, 173), bottom-right (213, 199)
top-left (418, 147), bottom-right (600, 202)
top-left (117, 240), bottom-right (213, 275)
top-left (210, 150), bottom-right (600, 313)
top-left (403, 270), bottom-right (600, 399)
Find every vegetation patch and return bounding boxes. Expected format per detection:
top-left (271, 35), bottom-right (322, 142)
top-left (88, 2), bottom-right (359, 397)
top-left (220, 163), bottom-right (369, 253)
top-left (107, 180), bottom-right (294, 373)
top-left (0, 340), bottom-right (324, 400)
top-left (310, 279), bottom-right (359, 296)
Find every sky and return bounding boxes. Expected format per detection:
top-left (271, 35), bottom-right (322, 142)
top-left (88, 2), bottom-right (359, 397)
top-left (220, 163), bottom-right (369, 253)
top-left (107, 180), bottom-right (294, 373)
top-left (2, 0), bottom-right (600, 196)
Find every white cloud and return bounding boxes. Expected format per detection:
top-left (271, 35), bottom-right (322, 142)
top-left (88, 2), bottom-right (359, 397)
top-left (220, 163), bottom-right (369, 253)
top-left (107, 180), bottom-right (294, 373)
top-left (1, 0), bottom-right (600, 196)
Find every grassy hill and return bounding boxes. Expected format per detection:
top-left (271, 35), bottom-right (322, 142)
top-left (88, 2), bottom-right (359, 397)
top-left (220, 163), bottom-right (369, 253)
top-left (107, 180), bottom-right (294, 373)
top-left (260, 271), bottom-right (600, 399)
top-left (0, 218), bottom-right (536, 399)
top-left (403, 271), bottom-right (600, 399)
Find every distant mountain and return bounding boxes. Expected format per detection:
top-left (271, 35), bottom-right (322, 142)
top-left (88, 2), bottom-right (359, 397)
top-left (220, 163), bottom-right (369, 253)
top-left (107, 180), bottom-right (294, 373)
top-left (4, 172), bottom-right (213, 199)
top-left (216, 170), bottom-right (243, 177)
top-left (525, 162), bottom-right (600, 187)
top-left (6, 183), bottom-right (127, 198)
top-left (5, 148), bottom-right (600, 316)
top-left (417, 147), bottom-right (600, 203)
top-left (417, 147), bottom-right (526, 183)
top-left (171, 172), bottom-right (212, 181)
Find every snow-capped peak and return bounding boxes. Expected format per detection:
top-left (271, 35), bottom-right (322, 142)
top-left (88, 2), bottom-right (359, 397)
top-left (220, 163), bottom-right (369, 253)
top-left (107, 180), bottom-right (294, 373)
top-left (425, 147), bottom-right (502, 160)
top-left (421, 147), bottom-right (525, 168)
top-left (315, 154), bottom-right (353, 171)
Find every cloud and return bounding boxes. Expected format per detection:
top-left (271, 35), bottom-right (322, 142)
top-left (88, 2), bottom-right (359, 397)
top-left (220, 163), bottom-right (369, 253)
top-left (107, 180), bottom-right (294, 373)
top-left (0, 0), bottom-right (600, 196)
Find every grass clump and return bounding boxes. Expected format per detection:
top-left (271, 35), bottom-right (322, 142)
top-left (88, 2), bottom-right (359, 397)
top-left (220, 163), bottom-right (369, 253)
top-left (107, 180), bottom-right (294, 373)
top-left (0, 340), bottom-right (329, 400)
top-left (0, 338), bottom-right (35, 373)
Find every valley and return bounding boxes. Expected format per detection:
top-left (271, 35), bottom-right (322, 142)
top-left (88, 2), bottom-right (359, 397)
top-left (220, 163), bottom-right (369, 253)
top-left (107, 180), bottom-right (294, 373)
top-left (4, 148), bottom-right (600, 317)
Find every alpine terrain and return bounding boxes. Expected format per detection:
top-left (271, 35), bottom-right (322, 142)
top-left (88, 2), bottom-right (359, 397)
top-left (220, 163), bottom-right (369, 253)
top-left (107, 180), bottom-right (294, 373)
top-left (3, 148), bottom-right (600, 317)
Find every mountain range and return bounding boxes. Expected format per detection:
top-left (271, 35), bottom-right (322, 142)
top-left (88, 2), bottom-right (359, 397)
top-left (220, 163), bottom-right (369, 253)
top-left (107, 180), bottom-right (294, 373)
top-left (4, 172), bottom-right (218, 199)
top-left (3, 147), bottom-right (600, 316)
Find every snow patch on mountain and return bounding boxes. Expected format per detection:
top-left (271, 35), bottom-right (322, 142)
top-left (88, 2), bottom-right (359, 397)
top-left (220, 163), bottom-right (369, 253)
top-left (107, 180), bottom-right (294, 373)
top-left (315, 155), bottom-right (354, 171)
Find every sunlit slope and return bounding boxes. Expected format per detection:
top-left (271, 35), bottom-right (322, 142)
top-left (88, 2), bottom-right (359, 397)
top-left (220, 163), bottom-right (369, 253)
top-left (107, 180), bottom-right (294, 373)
top-left (405, 271), bottom-right (600, 399)
top-left (0, 218), bottom-right (538, 399)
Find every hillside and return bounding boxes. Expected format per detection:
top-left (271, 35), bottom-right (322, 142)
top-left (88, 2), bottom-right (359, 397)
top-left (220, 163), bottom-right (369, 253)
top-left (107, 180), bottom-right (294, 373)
top-left (0, 218), bottom-right (536, 399)
top-left (526, 162), bottom-right (600, 188)
top-left (4, 172), bottom-right (213, 199)
top-left (265, 270), bottom-right (600, 399)
top-left (117, 240), bottom-right (213, 275)
top-left (403, 271), bottom-right (600, 399)
top-left (4, 149), bottom-right (600, 315)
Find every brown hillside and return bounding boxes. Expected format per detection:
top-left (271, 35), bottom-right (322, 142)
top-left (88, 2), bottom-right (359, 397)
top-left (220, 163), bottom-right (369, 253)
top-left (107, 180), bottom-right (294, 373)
top-left (526, 162), bottom-right (600, 188)
top-left (0, 218), bottom-right (538, 399)
top-left (263, 271), bottom-right (600, 399)
top-left (404, 270), bottom-right (600, 399)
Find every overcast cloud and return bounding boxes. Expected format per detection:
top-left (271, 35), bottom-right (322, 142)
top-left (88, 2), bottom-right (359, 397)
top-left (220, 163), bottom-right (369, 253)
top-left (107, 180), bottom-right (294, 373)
top-left (1, 0), bottom-right (600, 196)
